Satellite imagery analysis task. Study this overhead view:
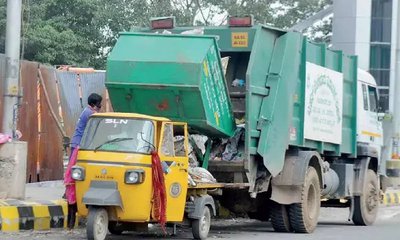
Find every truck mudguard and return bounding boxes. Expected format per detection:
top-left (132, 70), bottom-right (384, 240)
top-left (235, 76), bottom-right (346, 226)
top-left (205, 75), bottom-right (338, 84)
top-left (353, 157), bottom-right (377, 196)
top-left (357, 143), bottom-right (379, 159)
top-left (270, 151), bottom-right (323, 204)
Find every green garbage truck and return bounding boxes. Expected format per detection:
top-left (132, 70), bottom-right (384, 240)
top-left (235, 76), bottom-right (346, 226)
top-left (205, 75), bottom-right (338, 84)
top-left (103, 17), bottom-right (383, 234)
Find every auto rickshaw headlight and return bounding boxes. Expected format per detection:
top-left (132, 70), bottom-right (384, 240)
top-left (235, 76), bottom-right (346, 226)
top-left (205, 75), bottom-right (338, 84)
top-left (71, 166), bottom-right (85, 181)
top-left (125, 170), bottom-right (145, 184)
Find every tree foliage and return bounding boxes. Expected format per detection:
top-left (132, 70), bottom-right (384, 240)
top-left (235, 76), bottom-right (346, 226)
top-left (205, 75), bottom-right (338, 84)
top-left (307, 16), bottom-right (332, 44)
top-left (0, 0), bottom-right (332, 69)
top-left (0, 1), bottom-right (7, 53)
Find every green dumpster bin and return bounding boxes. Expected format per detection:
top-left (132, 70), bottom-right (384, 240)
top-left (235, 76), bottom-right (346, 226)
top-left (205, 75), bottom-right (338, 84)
top-left (106, 33), bottom-right (236, 138)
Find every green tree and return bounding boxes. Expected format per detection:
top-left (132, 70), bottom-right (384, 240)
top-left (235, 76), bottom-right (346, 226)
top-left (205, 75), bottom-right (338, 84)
top-left (307, 16), bottom-right (332, 44)
top-left (0, 0), bottom-right (333, 69)
top-left (21, 0), bottom-right (100, 67)
top-left (0, 1), bottom-right (5, 53)
top-left (272, 0), bottom-right (332, 28)
top-left (206, 0), bottom-right (275, 25)
top-left (90, 0), bottom-right (151, 67)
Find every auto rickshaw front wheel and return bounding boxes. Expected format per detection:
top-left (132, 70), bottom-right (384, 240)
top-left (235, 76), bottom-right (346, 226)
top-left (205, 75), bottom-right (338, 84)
top-left (191, 206), bottom-right (211, 240)
top-left (87, 207), bottom-right (109, 240)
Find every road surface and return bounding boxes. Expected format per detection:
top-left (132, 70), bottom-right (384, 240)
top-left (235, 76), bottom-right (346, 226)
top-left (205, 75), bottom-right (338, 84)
top-left (1, 206), bottom-right (400, 240)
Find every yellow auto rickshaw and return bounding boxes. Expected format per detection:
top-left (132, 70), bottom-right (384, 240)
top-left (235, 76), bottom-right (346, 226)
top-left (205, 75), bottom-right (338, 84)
top-left (71, 112), bottom-right (221, 240)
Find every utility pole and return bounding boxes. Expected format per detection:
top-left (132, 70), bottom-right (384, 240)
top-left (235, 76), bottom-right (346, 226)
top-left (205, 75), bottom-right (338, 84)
top-left (2, 0), bottom-right (22, 137)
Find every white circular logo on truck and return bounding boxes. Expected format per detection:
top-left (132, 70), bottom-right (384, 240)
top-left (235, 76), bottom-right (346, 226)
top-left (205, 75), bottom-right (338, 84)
top-left (170, 182), bottom-right (182, 198)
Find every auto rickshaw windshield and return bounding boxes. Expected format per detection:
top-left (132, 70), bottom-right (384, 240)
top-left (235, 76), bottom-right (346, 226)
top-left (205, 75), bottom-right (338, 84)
top-left (80, 117), bottom-right (154, 154)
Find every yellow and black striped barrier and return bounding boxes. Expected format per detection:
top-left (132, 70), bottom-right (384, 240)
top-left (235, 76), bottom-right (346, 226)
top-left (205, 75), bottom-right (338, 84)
top-left (382, 192), bottom-right (400, 206)
top-left (0, 199), bottom-right (68, 232)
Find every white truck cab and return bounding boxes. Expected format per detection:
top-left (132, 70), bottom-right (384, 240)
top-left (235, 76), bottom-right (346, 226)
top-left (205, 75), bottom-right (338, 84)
top-left (357, 69), bottom-right (383, 163)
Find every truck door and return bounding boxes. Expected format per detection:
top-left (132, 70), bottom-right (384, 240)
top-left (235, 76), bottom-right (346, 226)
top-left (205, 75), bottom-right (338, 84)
top-left (359, 83), bottom-right (383, 146)
top-left (158, 122), bottom-right (189, 222)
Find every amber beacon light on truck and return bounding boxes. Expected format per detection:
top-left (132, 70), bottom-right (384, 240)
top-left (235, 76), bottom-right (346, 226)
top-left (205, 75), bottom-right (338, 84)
top-left (150, 16), bottom-right (175, 30)
top-left (228, 15), bottom-right (254, 27)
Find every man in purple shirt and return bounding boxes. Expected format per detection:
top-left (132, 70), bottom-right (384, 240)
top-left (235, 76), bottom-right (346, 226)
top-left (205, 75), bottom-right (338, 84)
top-left (66, 93), bottom-right (102, 229)
top-left (70, 93), bottom-right (103, 154)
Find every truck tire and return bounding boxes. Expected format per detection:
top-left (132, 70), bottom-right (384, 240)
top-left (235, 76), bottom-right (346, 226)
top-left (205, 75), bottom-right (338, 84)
top-left (87, 207), bottom-right (108, 240)
top-left (352, 170), bottom-right (379, 226)
top-left (192, 206), bottom-right (211, 240)
top-left (270, 202), bottom-right (292, 232)
top-left (289, 166), bottom-right (320, 233)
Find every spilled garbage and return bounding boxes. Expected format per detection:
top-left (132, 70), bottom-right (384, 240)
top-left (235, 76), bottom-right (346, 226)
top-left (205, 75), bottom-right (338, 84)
top-left (183, 125), bottom-right (245, 185)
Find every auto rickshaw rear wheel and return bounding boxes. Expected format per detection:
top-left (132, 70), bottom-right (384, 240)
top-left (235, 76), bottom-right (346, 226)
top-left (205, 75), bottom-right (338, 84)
top-left (192, 206), bottom-right (211, 240)
top-left (87, 207), bottom-right (109, 240)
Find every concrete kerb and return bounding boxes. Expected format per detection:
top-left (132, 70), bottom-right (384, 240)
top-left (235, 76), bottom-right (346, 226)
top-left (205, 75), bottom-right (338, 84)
top-left (0, 199), bottom-right (70, 232)
top-left (383, 160), bottom-right (400, 205)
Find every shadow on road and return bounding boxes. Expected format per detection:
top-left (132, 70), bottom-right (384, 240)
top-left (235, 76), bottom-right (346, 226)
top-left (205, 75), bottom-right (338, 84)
top-left (108, 219), bottom-right (358, 239)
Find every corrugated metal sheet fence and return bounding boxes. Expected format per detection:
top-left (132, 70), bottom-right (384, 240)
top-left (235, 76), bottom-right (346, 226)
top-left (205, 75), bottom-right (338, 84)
top-left (57, 71), bottom-right (85, 137)
top-left (0, 55), bottom-right (108, 181)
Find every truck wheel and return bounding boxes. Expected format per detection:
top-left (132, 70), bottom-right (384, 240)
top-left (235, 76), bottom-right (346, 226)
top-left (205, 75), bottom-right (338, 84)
top-left (192, 206), bottom-right (211, 240)
top-left (108, 221), bottom-right (123, 235)
top-left (352, 170), bottom-right (379, 226)
top-left (270, 202), bottom-right (292, 232)
top-left (289, 166), bottom-right (320, 233)
top-left (87, 207), bottom-right (109, 240)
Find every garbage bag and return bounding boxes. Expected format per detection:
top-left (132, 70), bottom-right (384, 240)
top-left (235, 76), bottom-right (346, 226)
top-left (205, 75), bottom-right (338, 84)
top-left (222, 127), bottom-right (245, 161)
top-left (174, 135), bottom-right (199, 167)
top-left (221, 57), bottom-right (230, 76)
top-left (190, 134), bottom-right (208, 154)
top-left (189, 167), bottom-right (216, 183)
top-left (181, 28), bottom-right (204, 35)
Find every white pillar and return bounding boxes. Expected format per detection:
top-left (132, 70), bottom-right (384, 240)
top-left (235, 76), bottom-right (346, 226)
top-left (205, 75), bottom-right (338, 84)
top-left (332, 0), bottom-right (371, 70)
top-left (391, 0), bottom-right (400, 159)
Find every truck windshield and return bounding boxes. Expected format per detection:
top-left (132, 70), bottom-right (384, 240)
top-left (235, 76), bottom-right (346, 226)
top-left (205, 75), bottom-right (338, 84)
top-left (80, 117), bottom-right (154, 154)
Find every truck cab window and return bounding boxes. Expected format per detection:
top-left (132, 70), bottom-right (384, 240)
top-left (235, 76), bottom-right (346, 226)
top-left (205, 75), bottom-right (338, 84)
top-left (368, 86), bottom-right (378, 112)
top-left (362, 84), bottom-right (369, 111)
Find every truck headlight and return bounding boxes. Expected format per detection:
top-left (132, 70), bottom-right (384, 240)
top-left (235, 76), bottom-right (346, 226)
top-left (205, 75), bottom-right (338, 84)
top-left (125, 170), bottom-right (145, 184)
top-left (71, 166), bottom-right (85, 181)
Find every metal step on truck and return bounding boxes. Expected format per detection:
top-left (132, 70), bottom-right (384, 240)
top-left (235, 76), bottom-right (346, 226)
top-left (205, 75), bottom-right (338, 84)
top-left (73, 16), bottom-right (384, 239)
